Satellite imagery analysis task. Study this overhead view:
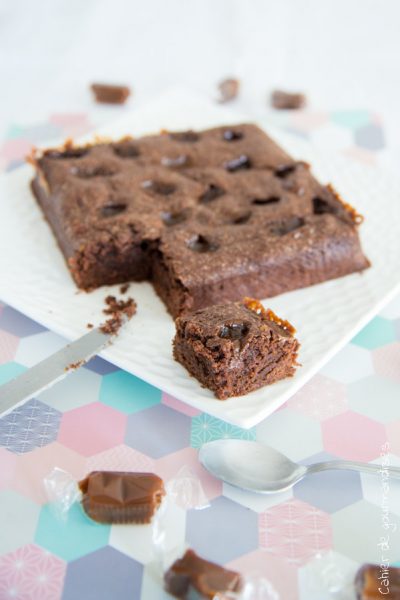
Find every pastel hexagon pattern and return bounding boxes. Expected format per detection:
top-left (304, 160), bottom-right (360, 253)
top-left (85, 356), bottom-right (119, 375)
top-left (110, 501), bottom-right (186, 566)
top-left (372, 342), bottom-right (400, 383)
top-left (311, 122), bottom-right (353, 151)
top-left (320, 343), bottom-right (374, 384)
top-left (332, 500), bottom-right (400, 563)
top-left (125, 404), bottom-right (190, 458)
top-left (156, 446), bottom-right (222, 501)
top-left (294, 452), bottom-right (363, 513)
top-left (360, 453), bottom-right (400, 517)
top-left (0, 398), bottom-right (61, 454)
top-left (355, 123), bottom-right (385, 151)
top-left (0, 447), bottom-right (17, 491)
top-left (286, 374), bottom-right (347, 421)
top-left (0, 491), bottom-right (40, 555)
top-left (259, 499), bottom-right (333, 565)
top-left (186, 496), bottom-right (259, 563)
top-left (387, 421), bottom-right (400, 456)
top-left (0, 329), bottom-right (19, 364)
top-left (12, 442), bottom-right (86, 505)
top-left (35, 502), bottom-right (110, 561)
top-left (348, 375), bottom-right (400, 423)
top-left (0, 361), bottom-right (26, 385)
top-left (298, 550), bottom-right (359, 600)
top-left (140, 563), bottom-right (172, 600)
top-left (86, 443), bottom-right (154, 474)
top-left (63, 546), bottom-right (143, 600)
top-left (322, 411), bottom-right (387, 461)
top-left (15, 331), bottom-right (67, 368)
top-left (191, 413), bottom-right (256, 449)
top-left (0, 306), bottom-right (46, 338)
top-left (0, 543), bottom-right (66, 600)
top-left (331, 110), bottom-right (371, 129)
top-left (39, 367), bottom-right (102, 412)
top-left (352, 316), bottom-right (396, 349)
top-left (288, 110), bottom-right (328, 133)
top-left (257, 408), bottom-right (323, 462)
top-left (223, 482), bottom-right (293, 514)
top-left (57, 402), bottom-right (126, 457)
top-left (228, 550), bottom-right (299, 600)
top-left (100, 370), bottom-right (161, 414)
top-left (162, 392), bottom-right (201, 417)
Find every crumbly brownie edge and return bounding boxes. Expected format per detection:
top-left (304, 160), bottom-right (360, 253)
top-left (160, 219), bottom-right (370, 317)
top-left (173, 320), bottom-right (300, 400)
top-left (151, 250), bottom-right (194, 317)
top-left (31, 175), bottom-right (151, 290)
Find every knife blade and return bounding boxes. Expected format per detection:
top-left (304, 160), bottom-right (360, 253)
top-left (0, 323), bottom-right (124, 418)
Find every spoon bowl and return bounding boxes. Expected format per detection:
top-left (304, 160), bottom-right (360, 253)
top-left (199, 439), bottom-right (306, 493)
top-left (199, 439), bottom-right (400, 494)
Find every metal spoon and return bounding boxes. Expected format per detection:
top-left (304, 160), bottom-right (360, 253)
top-left (199, 439), bottom-right (400, 494)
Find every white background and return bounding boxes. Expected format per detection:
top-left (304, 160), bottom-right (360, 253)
top-left (1, 0), bottom-right (399, 158)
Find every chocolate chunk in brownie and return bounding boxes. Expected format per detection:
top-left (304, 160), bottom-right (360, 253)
top-left (217, 78), bottom-right (240, 103)
top-left (153, 212), bottom-right (369, 317)
top-left (30, 123), bottom-right (369, 310)
top-left (173, 298), bottom-right (300, 399)
top-left (271, 89), bottom-right (306, 109)
top-left (164, 549), bottom-right (243, 599)
top-left (91, 83), bottom-right (131, 104)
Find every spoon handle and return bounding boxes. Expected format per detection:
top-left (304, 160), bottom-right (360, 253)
top-left (306, 460), bottom-right (400, 479)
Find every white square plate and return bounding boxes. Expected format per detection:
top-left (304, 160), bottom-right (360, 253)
top-left (0, 88), bottom-right (399, 428)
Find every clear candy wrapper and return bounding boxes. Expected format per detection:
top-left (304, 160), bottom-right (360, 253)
top-left (44, 466), bottom-right (279, 599)
top-left (300, 551), bottom-right (355, 600)
top-left (43, 465), bottom-right (209, 526)
top-left (225, 576), bottom-right (279, 600)
top-left (43, 467), bottom-right (81, 521)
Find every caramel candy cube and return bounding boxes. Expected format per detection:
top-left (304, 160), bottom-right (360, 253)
top-left (355, 564), bottom-right (400, 599)
top-left (164, 549), bottom-right (243, 599)
top-left (79, 471), bottom-right (165, 524)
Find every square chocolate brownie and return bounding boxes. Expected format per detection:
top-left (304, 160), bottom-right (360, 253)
top-left (30, 124), bottom-right (369, 314)
top-left (173, 298), bottom-right (300, 399)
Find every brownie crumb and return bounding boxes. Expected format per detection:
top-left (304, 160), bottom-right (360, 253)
top-left (100, 295), bottom-right (137, 335)
top-left (218, 78), bottom-right (240, 103)
top-left (119, 283), bottom-right (130, 294)
top-left (91, 83), bottom-right (131, 105)
top-left (65, 360), bottom-right (85, 372)
top-left (86, 323), bottom-right (94, 329)
top-left (271, 89), bottom-right (306, 110)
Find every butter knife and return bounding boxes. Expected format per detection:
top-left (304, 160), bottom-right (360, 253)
top-left (0, 323), bottom-right (125, 417)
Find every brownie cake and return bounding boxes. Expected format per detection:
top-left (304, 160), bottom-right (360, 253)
top-left (173, 298), bottom-right (299, 399)
top-left (30, 124), bottom-right (369, 316)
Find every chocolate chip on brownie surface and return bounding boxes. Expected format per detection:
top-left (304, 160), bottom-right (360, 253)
top-left (30, 124), bottom-right (369, 315)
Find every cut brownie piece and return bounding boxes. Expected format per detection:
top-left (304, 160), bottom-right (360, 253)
top-left (173, 298), bottom-right (300, 399)
top-left (30, 123), bottom-right (369, 307)
top-left (164, 549), bottom-right (243, 599)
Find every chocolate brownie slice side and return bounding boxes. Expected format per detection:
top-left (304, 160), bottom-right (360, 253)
top-left (173, 300), bottom-right (300, 399)
top-left (154, 213), bottom-right (369, 318)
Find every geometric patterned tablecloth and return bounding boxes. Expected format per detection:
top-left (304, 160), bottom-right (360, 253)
top-left (0, 110), bottom-right (399, 600)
